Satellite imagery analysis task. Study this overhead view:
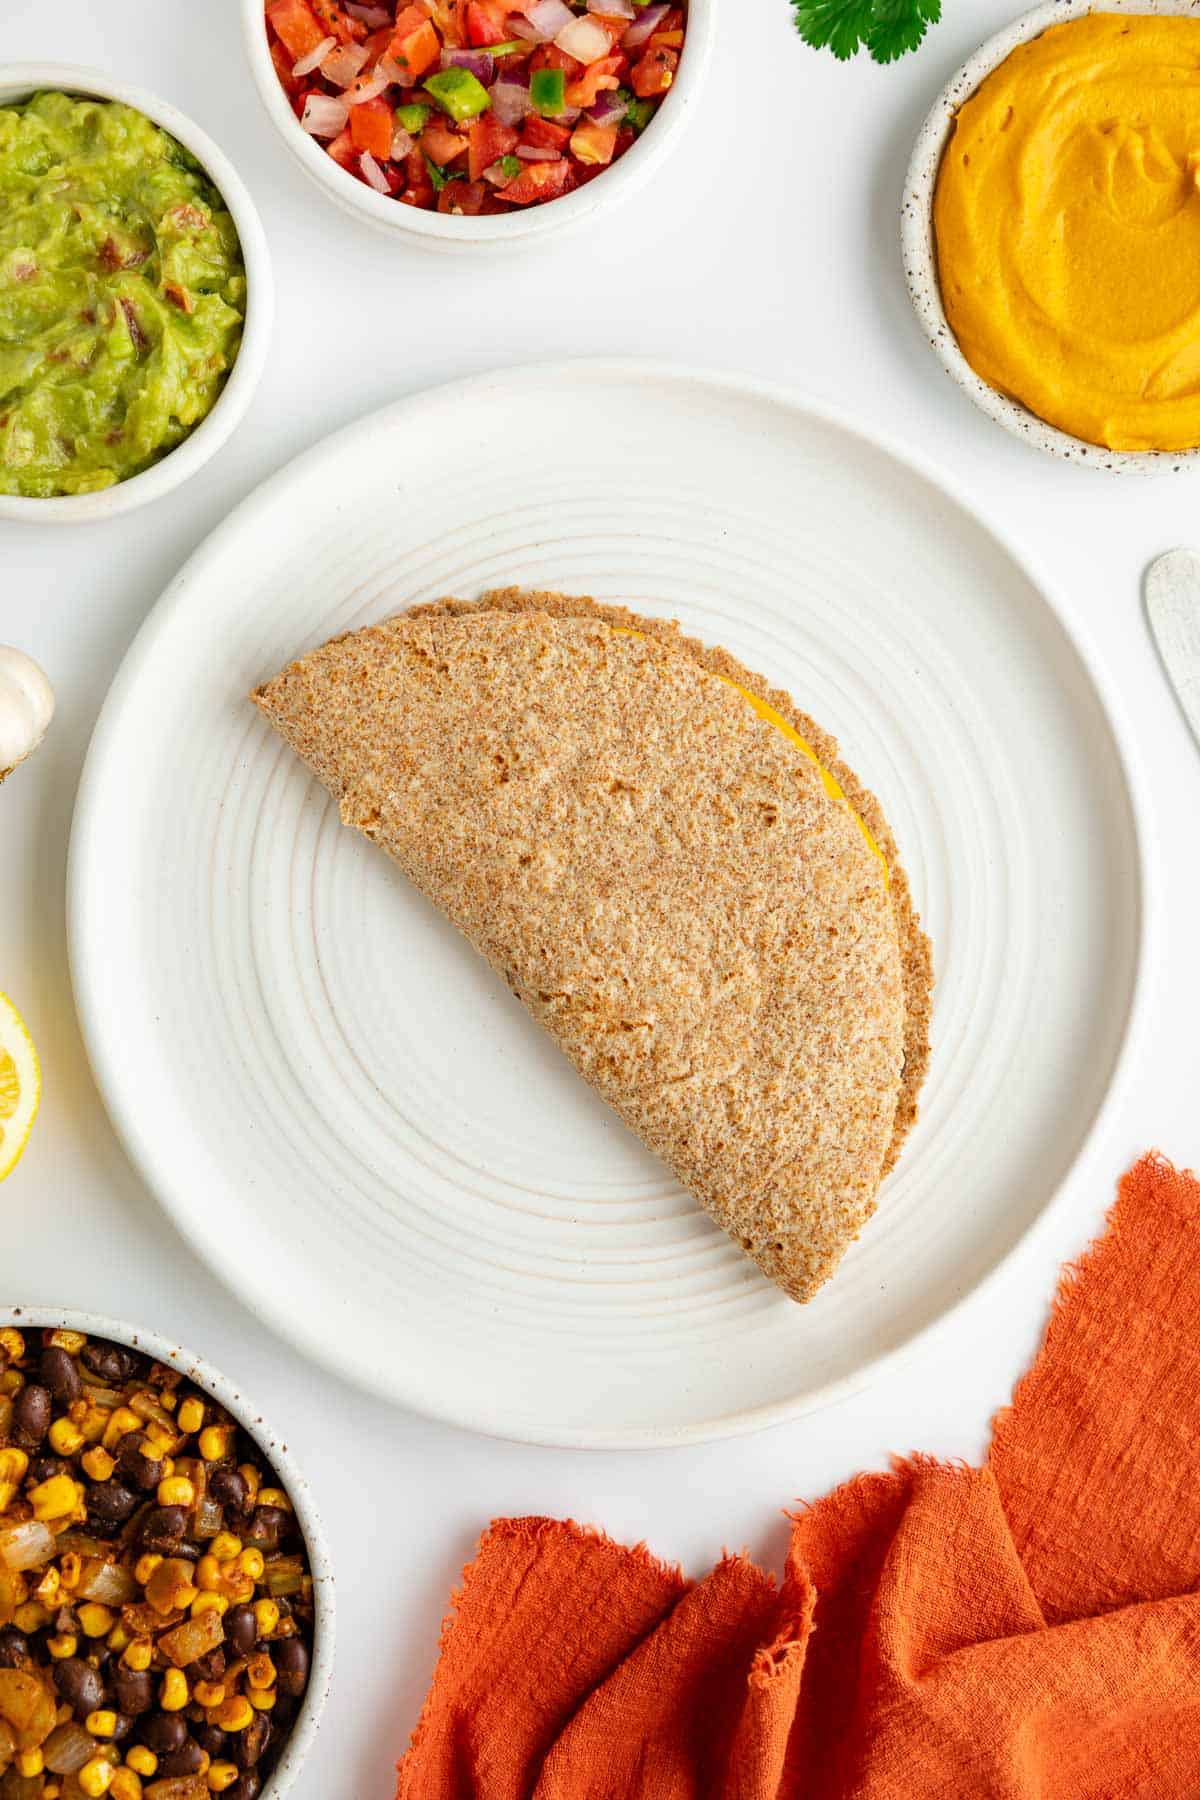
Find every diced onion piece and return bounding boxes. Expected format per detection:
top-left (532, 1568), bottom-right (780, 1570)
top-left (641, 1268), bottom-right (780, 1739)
top-left (345, 70), bottom-right (392, 104)
top-left (588, 0), bottom-right (634, 13)
top-left (321, 41), bottom-right (371, 85)
top-left (516, 143), bottom-right (560, 160)
top-left (483, 157), bottom-right (514, 185)
top-left (291, 32), bottom-right (336, 76)
top-left (390, 123), bottom-right (416, 158)
top-left (43, 1722), bottom-right (96, 1776)
top-left (346, 1), bottom-right (393, 22)
top-left (507, 16), bottom-right (547, 38)
top-left (0, 1519), bottom-right (55, 1573)
top-left (375, 52), bottom-right (407, 84)
top-left (75, 1558), bottom-right (137, 1606)
top-left (526, 0), bottom-right (575, 37)
top-left (555, 14), bottom-right (611, 61)
top-left (158, 1605), bottom-right (226, 1670)
top-left (360, 150), bottom-right (392, 192)
top-left (129, 1390), bottom-right (177, 1432)
top-left (622, 1), bottom-right (670, 45)
top-left (491, 77), bottom-right (531, 124)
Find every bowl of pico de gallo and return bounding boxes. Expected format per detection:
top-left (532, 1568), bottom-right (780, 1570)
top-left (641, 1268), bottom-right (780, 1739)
top-left (243, 0), bottom-right (712, 247)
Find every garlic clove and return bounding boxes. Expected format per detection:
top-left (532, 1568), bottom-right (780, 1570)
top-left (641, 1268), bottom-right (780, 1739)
top-left (0, 647), bottom-right (55, 781)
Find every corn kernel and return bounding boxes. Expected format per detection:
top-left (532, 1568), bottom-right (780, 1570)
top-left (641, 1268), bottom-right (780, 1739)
top-left (125, 1746), bottom-right (157, 1777)
top-left (79, 1404), bottom-right (109, 1444)
top-left (252, 1599), bottom-right (279, 1638)
top-left (78, 1603), bottom-right (116, 1639)
top-left (86, 1710), bottom-right (119, 1738)
top-left (34, 1565), bottom-right (61, 1605)
top-left (246, 1653), bottom-right (275, 1690)
top-left (198, 1426), bottom-right (236, 1463)
top-left (30, 1473), bottom-right (82, 1521)
top-left (210, 1532), bottom-right (242, 1563)
top-left (102, 1407), bottom-right (142, 1451)
top-left (197, 1752), bottom-right (211, 1776)
top-left (193, 1681), bottom-right (226, 1709)
top-left (236, 1549), bottom-right (265, 1582)
top-left (161, 1390), bottom-right (178, 1412)
top-left (145, 1424), bottom-right (174, 1454)
top-left (14, 1601), bottom-right (50, 1633)
top-left (0, 1327), bottom-right (25, 1360)
top-left (45, 1786), bottom-right (62, 1800)
top-left (0, 1370), bottom-right (24, 1397)
top-left (215, 1694), bottom-right (253, 1733)
top-left (191, 1591), bottom-right (228, 1620)
top-left (107, 1622), bottom-right (131, 1654)
top-left (159, 1458), bottom-right (175, 1480)
top-left (55, 1701), bottom-right (71, 1725)
top-left (177, 1398), bottom-right (205, 1434)
top-left (109, 1771), bottom-right (143, 1800)
top-left (196, 1555), bottom-right (223, 1592)
top-left (238, 1464), bottom-right (260, 1502)
top-left (49, 1329), bottom-right (86, 1354)
top-left (0, 1448), bottom-right (30, 1485)
top-left (255, 1488), bottom-right (292, 1512)
top-left (160, 1669), bottom-right (188, 1711)
top-left (247, 1685), bottom-right (276, 1712)
top-left (16, 1749), bottom-right (44, 1777)
top-left (133, 1553), bottom-right (162, 1585)
top-left (156, 1476), bottom-right (195, 1508)
top-left (122, 1637), bottom-right (153, 1672)
top-left (78, 1757), bottom-right (115, 1798)
top-left (81, 1446), bottom-right (116, 1482)
top-left (207, 1763), bottom-right (239, 1793)
top-left (48, 1633), bottom-right (78, 1660)
top-left (48, 1417), bottom-right (85, 1456)
top-left (59, 1551), bottom-right (82, 1590)
top-left (223, 1573), bottom-right (255, 1605)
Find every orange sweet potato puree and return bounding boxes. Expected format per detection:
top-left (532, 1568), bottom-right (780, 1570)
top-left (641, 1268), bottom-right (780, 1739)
top-left (934, 14), bottom-right (1200, 451)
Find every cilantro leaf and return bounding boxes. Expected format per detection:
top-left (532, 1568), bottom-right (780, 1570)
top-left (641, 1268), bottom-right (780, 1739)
top-left (790, 0), bottom-right (940, 62)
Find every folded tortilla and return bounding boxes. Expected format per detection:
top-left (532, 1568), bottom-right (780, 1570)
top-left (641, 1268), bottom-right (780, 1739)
top-left (254, 590), bottom-right (932, 1302)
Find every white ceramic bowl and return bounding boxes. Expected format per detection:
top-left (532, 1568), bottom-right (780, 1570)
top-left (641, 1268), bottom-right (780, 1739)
top-left (902, 0), bottom-right (1200, 474)
top-left (242, 0), bottom-right (714, 250)
top-left (0, 66), bottom-right (274, 523)
top-left (0, 1305), bottom-right (333, 1799)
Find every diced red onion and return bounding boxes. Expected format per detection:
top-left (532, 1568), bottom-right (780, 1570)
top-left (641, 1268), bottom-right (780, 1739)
top-left (346, 1), bottom-right (393, 23)
top-left (587, 88), bottom-right (626, 126)
top-left (483, 158), bottom-right (514, 185)
top-left (345, 70), bottom-right (392, 104)
top-left (441, 46), bottom-right (495, 83)
top-left (391, 122), bottom-right (415, 158)
top-left (507, 16), bottom-right (547, 39)
top-left (526, 0), bottom-right (575, 37)
top-left (555, 14), bottom-right (611, 60)
top-left (491, 78), bottom-right (531, 124)
top-left (622, 1), bottom-right (670, 45)
top-left (360, 150), bottom-right (392, 192)
top-left (292, 33), bottom-right (336, 76)
top-left (0, 1519), bottom-right (55, 1573)
top-left (300, 93), bottom-right (350, 136)
top-left (588, 0), bottom-right (634, 13)
top-left (43, 1723), bottom-right (96, 1777)
top-left (516, 143), bottom-right (560, 160)
top-left (321, 41), bottom-right (371, 85)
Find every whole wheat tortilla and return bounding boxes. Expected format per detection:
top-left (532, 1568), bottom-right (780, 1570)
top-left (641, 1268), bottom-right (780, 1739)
top-left (253, 592), bottom-right (933, 1302)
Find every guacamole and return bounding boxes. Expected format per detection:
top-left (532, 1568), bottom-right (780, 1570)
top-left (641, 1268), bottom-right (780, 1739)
top-left (0, 91), bottom-right (246, 498)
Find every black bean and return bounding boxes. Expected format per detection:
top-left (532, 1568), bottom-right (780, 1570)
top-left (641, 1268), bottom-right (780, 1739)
top-left (157, 1737), bottom-right (205, 1777)
top-left (225, 1605), bottom-right (258, 1656)
top-left (28, 1455), bottom-right (69, 1486)
top-left (89, 1710), bottom-right (132, 1742)
top-left (274, 1636), bottom-right (309, 1697)
top-left (0, 1627), bottom-right (27, 1668)
top-left (53, 1657), bottom-right (105, 1722)
top-left (242, 1505), bottom-right (287, 1551)
top-left (208, 1467), bottom-right (248, 1511)
top-left (136, 1504), bottom-right (187, 1551)
top-left (193, 1723), bottom-right (228, 1758)
top-left (11, 1383), bottom-right (51, 1449)
top-left (80, 1341), bottom-right (138, 1384)
top-left (88, 1480), bottom-right (139, 1524)
top-left (114, 1668), bottom-right (154, 1717)
top-left (141, 1711), bottom-right (188, 1756)
top-left (232, 1776), bottom-right (262, 1800)
top-left (38, 1346), bottom-right (81, 1405)
top-left (114, 1433), bottom-right (163, 1493)
top-left (234, 1714), bottom-right (271, 1769)
top-left (186, 1647), bottom-right (226, 1683)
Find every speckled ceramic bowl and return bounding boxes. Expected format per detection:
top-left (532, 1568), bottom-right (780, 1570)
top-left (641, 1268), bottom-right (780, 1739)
top-left (902, 0), bottom-right (1200, 474)
top-left (0, 1306), bottom-right (333, 1800)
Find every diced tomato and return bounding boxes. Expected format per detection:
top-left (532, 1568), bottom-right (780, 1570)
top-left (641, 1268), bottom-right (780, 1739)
top-left (422, 0), bottom-right (469, 46)
top-left (361, 25), bottom-right (394, 64)
top-left (466, 1), bottom-right (509, 45)
top-left (569, 119), bottom-right (617, 166)
top-left (270, 36), bottom-right (306, 97)
top-left (349, 94), bottom-right (395, 158)
top-left (529, 43), bottom-right (583, 79)
top-left (419, 120), bottom-right (469, 163)
top-left (498, 157), bottom-right (572, 204)
top-left (311, 0), bottom-right (365, 42)
top-left (630, 45), bottom-right (677, 97)
top-left (520, 113), bottom-right (570, 151)
top-left (265, 0), bottom-right (328, 62)
top-left (468, 113), bottom-right (519, 180)
top-left (565, 52), bottom-right (624, 109)
top-left (437, 177), bottom-right (488, 213)
top-left (651, 30), bottom-right (684, 47)
top-left (401, 146), bottom-right (437, 205)
top-left (325, 127), bottom-right (360, 172)
top-left (389, 3), bottom-right (442, 78)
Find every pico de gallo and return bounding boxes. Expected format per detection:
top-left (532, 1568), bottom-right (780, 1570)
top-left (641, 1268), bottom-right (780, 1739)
top-left (263, 0), bottom-right (686, 213)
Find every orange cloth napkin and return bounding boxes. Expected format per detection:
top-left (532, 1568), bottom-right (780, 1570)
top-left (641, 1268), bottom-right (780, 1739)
top-left (396, 1153), bottom-right (1200, 1798)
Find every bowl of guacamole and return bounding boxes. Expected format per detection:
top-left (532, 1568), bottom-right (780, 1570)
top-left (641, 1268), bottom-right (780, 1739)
top-left (0, 67), bottom-right (272, 519)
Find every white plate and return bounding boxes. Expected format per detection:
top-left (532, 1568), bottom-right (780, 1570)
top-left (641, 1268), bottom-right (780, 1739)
top-left (69, 363), bottom-right (1150, 1447)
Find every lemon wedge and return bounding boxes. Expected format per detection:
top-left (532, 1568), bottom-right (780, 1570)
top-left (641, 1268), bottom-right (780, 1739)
top-left (0, 993), bottom-right (41, 1180)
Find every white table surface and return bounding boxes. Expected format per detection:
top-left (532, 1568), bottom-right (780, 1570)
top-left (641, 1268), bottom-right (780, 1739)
top-left (3, 0), bottom-right (1198, 1792)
